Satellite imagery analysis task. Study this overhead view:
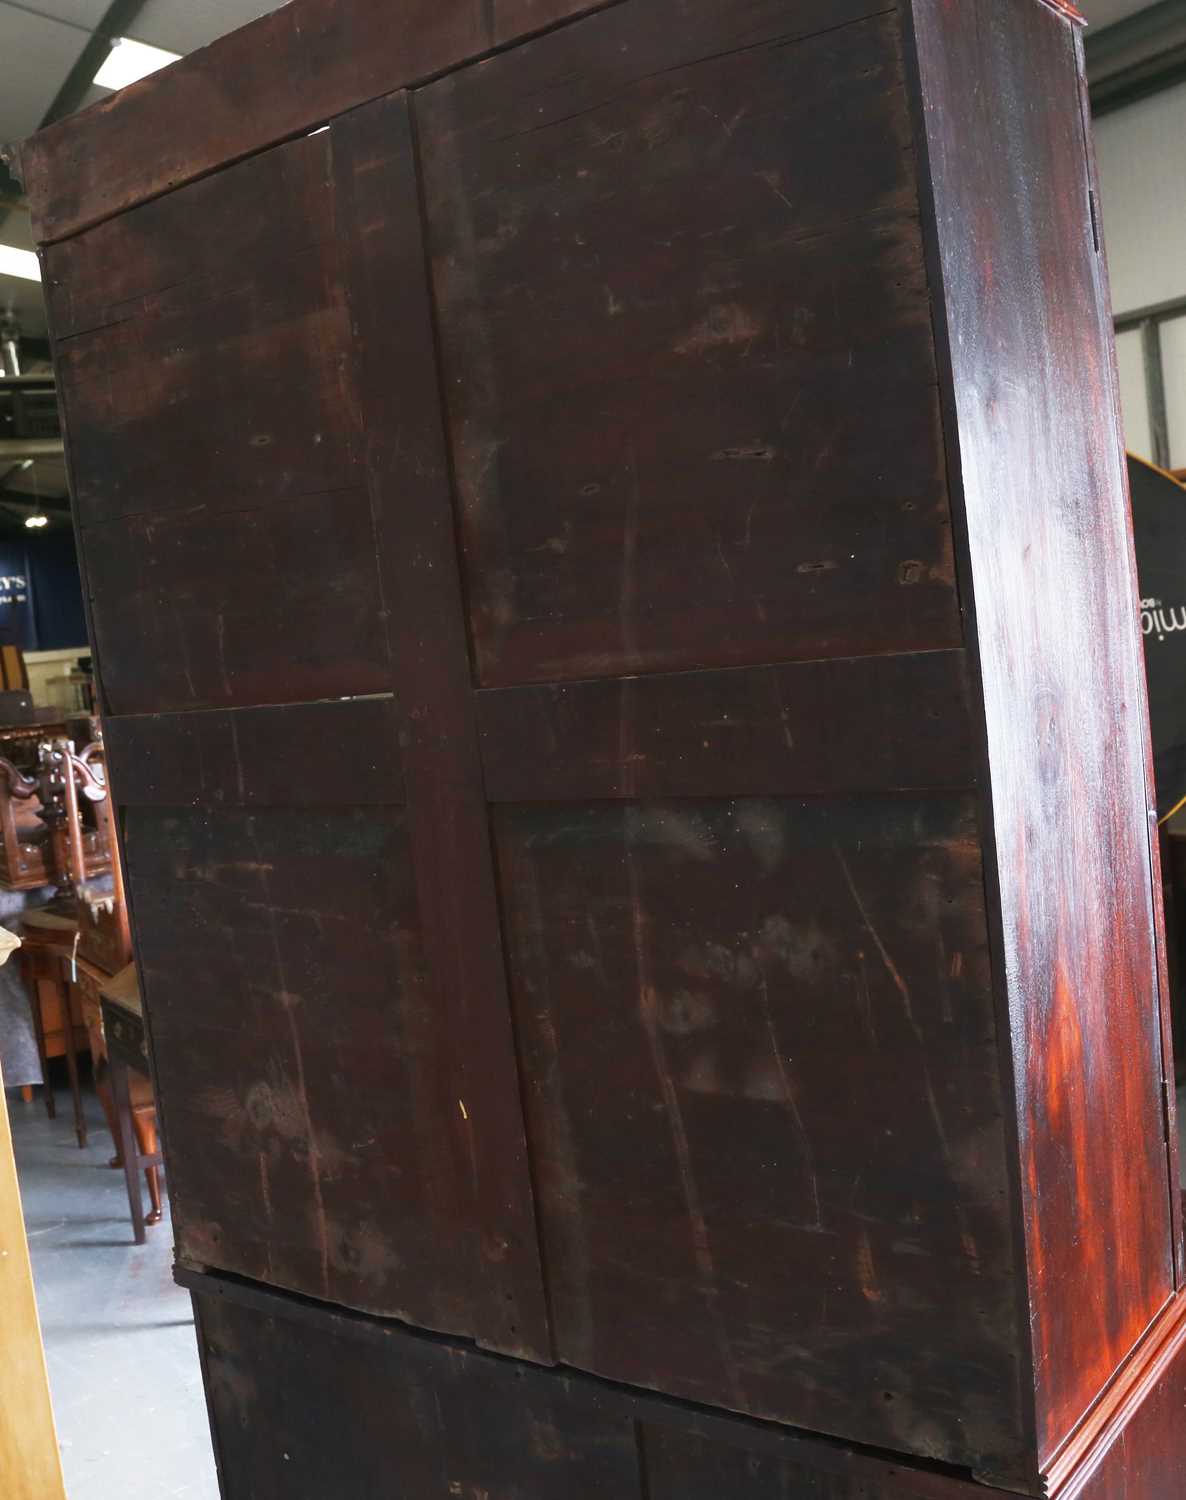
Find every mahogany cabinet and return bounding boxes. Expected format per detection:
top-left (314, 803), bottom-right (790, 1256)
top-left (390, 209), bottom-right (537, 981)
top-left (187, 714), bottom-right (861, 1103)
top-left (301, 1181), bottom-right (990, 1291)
top-left (13, 0), bottom-right (1186, 1494)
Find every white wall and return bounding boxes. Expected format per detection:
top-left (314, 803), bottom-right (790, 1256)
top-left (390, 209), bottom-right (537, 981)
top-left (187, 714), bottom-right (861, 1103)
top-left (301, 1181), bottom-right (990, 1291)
top-left (24, 647), bottom-right (89, 713)
top-left (1094, 82), bottom-right (1186, 466)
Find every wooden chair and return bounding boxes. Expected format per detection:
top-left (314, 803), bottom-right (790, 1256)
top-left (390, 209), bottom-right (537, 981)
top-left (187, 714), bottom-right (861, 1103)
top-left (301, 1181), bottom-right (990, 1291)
top-left (0, 741), bottom-right (112, 893)
top-left (94, 964), bottom-right (162, 1235)
top-left (34, 738), bottom-right (112, 896)
top-left (55, 736), bottom-right (158, 1231)
top-left (15, 736), bottom-right (135, 1157)
top-left (0, 758), bottom-right (49, 889)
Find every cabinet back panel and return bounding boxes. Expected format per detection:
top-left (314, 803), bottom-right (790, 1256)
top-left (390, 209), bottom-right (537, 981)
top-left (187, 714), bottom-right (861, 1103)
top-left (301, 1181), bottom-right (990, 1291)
top-left (418, 3), bottom-right (960, 686)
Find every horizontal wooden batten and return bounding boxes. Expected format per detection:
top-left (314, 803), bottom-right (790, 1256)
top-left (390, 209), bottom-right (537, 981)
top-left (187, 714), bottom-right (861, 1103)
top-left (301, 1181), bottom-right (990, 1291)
top-left (11, 0), bottom-right (906, 247)
top-left (12, 0), bottom-right (630, 245)
top-left (477, 651), bottom-right (977, 802)
top-left (104, 697), bottom-right (404, 808)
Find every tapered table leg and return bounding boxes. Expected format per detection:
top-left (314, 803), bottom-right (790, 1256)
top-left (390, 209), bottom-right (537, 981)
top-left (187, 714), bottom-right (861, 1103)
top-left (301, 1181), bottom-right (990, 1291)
top-left (109, 1050), bottom-right (145, 1245)
top-left (23, 957), bottom-right (54, 1120)
top-left (59, 976), bottom-right (86, 1149)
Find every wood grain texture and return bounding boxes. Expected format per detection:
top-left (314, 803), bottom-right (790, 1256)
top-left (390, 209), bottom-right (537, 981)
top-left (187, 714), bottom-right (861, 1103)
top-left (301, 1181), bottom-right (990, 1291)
top-left (478, 651), bottom-right (977, 802)
top-left (47, 133), bottom-right (360, 528)
top-left (910, 0), bottom-right (1177, 1463)
top-left (0, 1059), bottom-right (67, 1500)
top-left (50, 97), bottom-right (552, 1357)
top-left (103, 698), bottom-right (404, 809)
top-left (196, 1295), bottom-right (642, 1500)
top-left (17, 0), bottom-right (622, 244)
top-left (126, 800), bottom-right (479, 1334)
top-left (330, 91), bottom-right (551, 1360)
top-left (418, 0), bottom-right (958, 687)
top-left (642, 1425), bottom-right (970, 1499)
top-left (187, 1268), bottom-right (1186, 1500)
top-left (46, 133), bottom-right (387, 718)
top-left (1060, 1291), bottom-right (1186, 1499)
top-left (80, 488), bottom-right (389, 716)
top-left (494, 793), bottom-right (1025, 1470)
top-left (185, 1268), bottom-right (995, 1500)
top-left (27, 0), bottom-right (1184, 1490)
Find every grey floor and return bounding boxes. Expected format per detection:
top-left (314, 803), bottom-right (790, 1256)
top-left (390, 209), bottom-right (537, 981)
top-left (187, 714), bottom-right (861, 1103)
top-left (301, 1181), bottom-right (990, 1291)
top-left (8, 1081), bottom-right (219, 1500)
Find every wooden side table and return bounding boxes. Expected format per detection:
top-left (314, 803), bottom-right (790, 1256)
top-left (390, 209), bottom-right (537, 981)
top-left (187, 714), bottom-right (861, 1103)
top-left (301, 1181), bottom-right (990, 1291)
top-left (18, 916), bottom-right (86, 1148)
top-left (99, 964), bottom-right (162, 1245)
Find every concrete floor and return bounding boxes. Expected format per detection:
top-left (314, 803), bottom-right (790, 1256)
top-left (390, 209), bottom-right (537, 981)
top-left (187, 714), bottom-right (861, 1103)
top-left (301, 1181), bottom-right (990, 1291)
top-left (8, 1081), bottom-right (219, 1500)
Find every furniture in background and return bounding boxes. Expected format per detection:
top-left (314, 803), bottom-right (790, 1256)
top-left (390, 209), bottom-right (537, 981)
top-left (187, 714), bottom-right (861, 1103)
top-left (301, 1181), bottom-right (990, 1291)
top-left (20, 0), bottom-right (1186, 1494)
top-left (0, 643), bottom-right (27, 695)
top-left (14, 742), bottom-right (153, 1244)
top-left (18, 913), bottom-right (86, 1148)
top-left (0, 758), bottom-right (51, 891)
top-left (0, 740), bottom-right (110, 892)
top-left (10, 732), bottom-right (127, 1146)
top-left (23, 649), bottom-right (94, 718)
top-left (98, 964), bottom-right (161, 1244)
top-left (0, 714), bottom-right (69, 777)
top-left (0, 889), bottom-right (51, 1100)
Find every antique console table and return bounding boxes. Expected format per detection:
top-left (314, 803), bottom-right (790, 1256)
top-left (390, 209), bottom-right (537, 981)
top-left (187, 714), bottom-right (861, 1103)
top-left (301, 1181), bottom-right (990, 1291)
top-left (18, 911), bottom-right (86, 1148)
top-left (98, 964), bottom-right (161, 1245)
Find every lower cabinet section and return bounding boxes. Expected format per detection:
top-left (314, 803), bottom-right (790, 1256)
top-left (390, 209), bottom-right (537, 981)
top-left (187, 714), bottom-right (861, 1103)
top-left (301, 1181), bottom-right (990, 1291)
top-left (183, 1270), bottom-right (1186, 1500)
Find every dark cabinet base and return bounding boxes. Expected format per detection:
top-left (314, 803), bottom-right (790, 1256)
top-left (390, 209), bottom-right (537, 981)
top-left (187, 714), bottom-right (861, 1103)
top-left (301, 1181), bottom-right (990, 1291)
top-left (184, 1268), bottom-right (1186, 1500)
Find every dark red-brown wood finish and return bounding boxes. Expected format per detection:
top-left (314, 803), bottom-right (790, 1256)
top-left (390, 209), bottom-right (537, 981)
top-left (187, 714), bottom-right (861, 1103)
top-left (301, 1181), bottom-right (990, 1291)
top-left (85, 101), bottom-right (553, 1360)
top-left (909, 0), bottom-right (1178, 1464)
top-left (185, 1267), bottom-right (1186, 1500)
top-left (16, 0), bottom-right (1183, 1495)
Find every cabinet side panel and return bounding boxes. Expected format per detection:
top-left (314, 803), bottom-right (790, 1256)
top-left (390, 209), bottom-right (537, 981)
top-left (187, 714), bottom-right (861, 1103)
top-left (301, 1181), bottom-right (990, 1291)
top-left (910, 0), bottom-right (1175, 1459)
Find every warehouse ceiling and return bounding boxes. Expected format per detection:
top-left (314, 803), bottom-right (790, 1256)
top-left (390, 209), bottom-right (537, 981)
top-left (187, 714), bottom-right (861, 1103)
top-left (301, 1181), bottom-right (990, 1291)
top-left (0, 0), bottom-right (1175, 524)
top-left (0, 1), bottom-right (273, 338)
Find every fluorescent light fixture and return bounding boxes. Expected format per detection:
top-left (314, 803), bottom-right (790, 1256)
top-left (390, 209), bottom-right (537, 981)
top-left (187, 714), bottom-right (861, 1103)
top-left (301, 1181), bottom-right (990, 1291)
top-left (93, 37), bottom-right (180, 92)
top-left (24, 513), bottom-right (48, 529)
top-left (0, 245), bottom-right (40, 282)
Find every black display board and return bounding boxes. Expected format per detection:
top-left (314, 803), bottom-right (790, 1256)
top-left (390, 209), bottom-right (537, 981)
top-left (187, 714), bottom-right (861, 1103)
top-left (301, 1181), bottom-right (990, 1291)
top-left (1132, 454), bottom-right (1186, 821)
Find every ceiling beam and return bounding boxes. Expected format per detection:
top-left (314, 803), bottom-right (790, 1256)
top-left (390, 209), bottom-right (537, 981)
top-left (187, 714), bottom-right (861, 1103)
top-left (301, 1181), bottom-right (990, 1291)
top-left (0, 440), bottom-right (64, 461)
top-left (39, 0), bottom-right (156, 129)
top-left (1087, 0), bottom-right (1186, 115)
top-left (1, 0), bottom-right (154, 244)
